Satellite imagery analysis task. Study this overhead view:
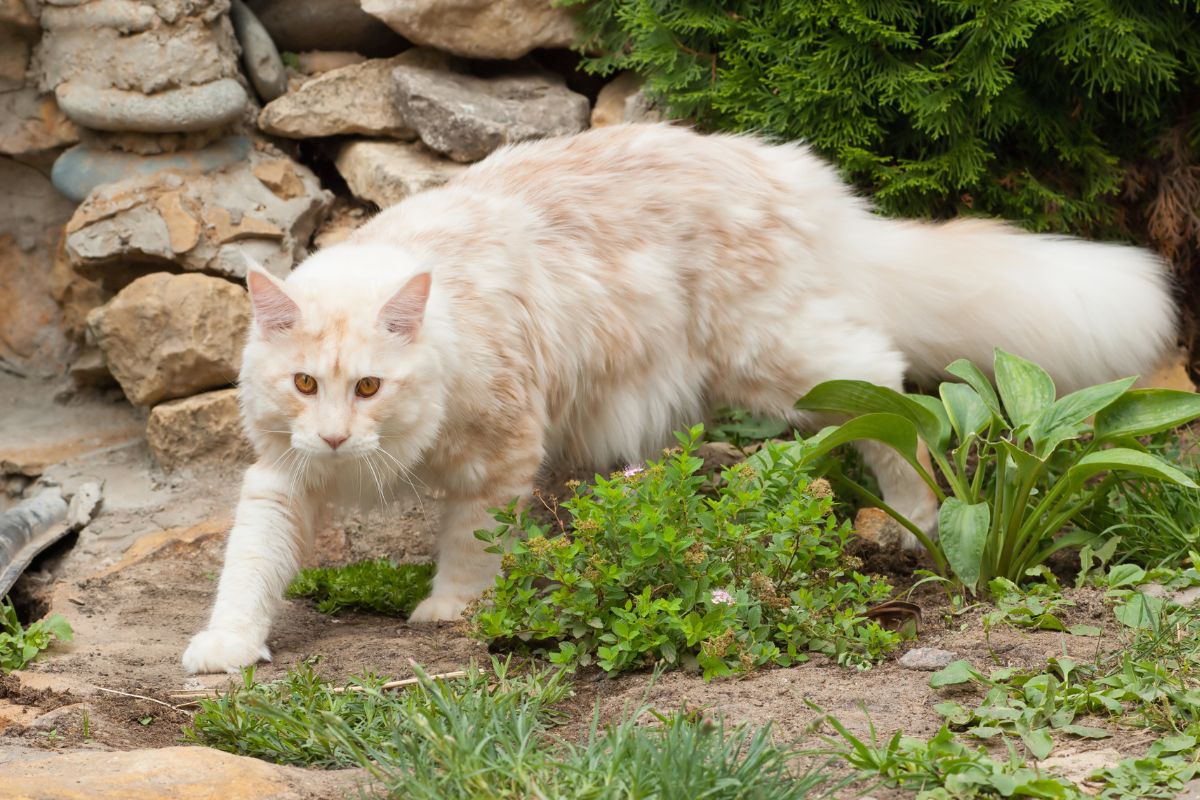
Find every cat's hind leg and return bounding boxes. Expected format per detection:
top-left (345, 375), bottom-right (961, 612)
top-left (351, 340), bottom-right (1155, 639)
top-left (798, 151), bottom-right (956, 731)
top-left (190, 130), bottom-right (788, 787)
top-left (713, 305), bottom-right (937, 549)
top-left (409, 438), bottom-right (545, 622)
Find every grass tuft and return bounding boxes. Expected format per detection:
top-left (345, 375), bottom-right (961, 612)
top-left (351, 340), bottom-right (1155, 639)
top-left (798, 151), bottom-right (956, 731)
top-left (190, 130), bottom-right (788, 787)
top-left (286, 559), bottom-right (433, 617)
top-left (186, 658), bottom-right (835, 798)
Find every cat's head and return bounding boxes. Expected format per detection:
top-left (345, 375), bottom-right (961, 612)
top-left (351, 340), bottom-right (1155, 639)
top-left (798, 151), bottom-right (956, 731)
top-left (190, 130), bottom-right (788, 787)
top-left (238, 245), bottom-right (447, 474)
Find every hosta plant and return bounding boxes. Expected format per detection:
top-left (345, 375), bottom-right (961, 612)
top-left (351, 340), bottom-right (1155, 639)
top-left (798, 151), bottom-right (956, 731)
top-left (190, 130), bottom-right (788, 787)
top-left (786, 349), bottom-right (1200, 594)
top-left (471, 426), bottom-right (900, 678)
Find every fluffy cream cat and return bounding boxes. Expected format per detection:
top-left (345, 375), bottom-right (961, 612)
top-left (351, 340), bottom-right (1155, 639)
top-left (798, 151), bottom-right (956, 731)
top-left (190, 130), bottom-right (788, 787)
top-left (183, 123), bottom-right (1175, 674)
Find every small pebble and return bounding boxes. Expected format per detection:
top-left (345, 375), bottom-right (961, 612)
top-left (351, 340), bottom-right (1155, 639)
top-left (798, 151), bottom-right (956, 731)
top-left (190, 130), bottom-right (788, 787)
top-left (898, 647), bottom-right (957, 671)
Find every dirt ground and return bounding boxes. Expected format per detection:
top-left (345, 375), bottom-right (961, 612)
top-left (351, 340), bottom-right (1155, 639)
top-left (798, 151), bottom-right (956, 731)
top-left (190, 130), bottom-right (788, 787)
top-left (0, 373), bottom-right (1144, 797)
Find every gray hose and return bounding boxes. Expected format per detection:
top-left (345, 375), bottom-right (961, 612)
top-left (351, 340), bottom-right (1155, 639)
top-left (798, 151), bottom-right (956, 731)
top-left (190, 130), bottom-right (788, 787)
top-left (0, 488), bottom-right (69, 599)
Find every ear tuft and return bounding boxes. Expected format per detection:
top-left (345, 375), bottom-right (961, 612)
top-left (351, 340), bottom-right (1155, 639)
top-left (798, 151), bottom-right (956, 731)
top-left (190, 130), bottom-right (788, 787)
top-left (378, 272), bottom-right (431, 339)
top-left (246, 266), bottom-right (300, 333)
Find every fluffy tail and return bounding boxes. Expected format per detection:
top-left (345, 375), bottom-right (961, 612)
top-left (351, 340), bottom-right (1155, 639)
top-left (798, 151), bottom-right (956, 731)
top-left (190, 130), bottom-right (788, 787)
top-left (847, 218), bottom-right (1178, 393)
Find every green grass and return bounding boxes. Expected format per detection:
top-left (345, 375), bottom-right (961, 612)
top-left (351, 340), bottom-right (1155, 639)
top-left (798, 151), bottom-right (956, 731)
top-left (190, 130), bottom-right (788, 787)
top-left (1, 598), bottom-right (72, 673)
top-left (186, 658), bottom-right (835, 799)
top-left (286, 559), bottom-right (433, 617)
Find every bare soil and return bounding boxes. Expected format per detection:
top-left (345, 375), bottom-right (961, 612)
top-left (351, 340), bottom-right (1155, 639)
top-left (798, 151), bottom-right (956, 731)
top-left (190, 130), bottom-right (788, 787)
top-left (0, 374), bottom-right (1140, 796)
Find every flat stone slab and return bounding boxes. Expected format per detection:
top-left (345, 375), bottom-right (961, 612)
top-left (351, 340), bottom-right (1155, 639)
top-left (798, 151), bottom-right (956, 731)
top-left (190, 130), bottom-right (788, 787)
top-left (55, 78), bottom-right (248, 133)
top-left (51, 136), bottom-right (252, 203)
top-left (2, 746), bottom-right (366, 800)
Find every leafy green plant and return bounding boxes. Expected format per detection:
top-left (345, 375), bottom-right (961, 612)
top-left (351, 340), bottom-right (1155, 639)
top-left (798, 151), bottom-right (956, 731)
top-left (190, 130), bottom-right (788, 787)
top-left (817, 716), bottom-right (1079, 798)
top-left (983, 571), bottom-right (1098, 636)
top-left (188, 659), bottom-right (834, 798)
top-left (471, 425), bottom-right (900, 678)
top-left (565, 0), bottom-right (1200, 236)
top-left (931, 658), bottom-right (1113, 759)
top-left (1096, 736), bottom-right (1200, 799)
top-left (787, 349), bottom-right (1200, 594)
top-left (707, 407), bottom-right (789, 449)
top-left (0, 598), bottom-right (73, 673)
top-left (286, 559), bottom-right (433, 617)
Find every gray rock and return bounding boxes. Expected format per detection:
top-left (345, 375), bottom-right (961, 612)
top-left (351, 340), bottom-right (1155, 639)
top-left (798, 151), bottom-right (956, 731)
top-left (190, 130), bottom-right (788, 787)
top-left (51, 136), bottom-right (251, 202)
top-left (898, 647), bottom-right (958, 671)
top-left (244, 0), bottom-right (404, 56)
top-left (87, 272), bottom-right (250, 406)
top-left (333, 139), bottom-right (466, 208)
top-left (361, 0), bottom-right (577, 60)
top-left (65, 150), bottom-right (330, 288)
top-left (0, 88), bottom-right (79, 158)
top-left (55, 78), bottom-right (248, 133)
top-left (258, 49), bottom-right (448, 139)
top-left (393, 66), bottom-right (590, 162)
top-left (229, 0), bottom-right (286, 102)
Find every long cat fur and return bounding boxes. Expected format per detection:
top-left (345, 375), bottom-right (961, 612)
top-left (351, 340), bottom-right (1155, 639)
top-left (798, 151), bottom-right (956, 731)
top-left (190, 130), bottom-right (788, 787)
top-left (183, 123), bottom-right (1176, 674)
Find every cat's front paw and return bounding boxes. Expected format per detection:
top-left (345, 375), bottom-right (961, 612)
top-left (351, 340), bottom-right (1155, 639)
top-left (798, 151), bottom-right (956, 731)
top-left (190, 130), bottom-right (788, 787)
top-left (182, 628), bottom-right (271, 674)
top-left (408, 593), bottom-right (472, 623)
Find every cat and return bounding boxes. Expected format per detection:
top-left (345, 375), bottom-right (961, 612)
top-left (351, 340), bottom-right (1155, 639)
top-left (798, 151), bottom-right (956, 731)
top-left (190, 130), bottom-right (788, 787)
top-left (182, 123), bottom-right (1176, 674)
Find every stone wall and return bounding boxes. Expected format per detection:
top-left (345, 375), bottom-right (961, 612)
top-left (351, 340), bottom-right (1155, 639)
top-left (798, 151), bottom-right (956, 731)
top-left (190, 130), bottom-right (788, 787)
top-left (0, 0), bottom-right (658, 470)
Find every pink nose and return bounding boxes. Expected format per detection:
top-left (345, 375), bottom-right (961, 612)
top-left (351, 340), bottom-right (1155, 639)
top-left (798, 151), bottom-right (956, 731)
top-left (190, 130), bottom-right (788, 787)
top-left (321, 434), bottom-right (348, 451)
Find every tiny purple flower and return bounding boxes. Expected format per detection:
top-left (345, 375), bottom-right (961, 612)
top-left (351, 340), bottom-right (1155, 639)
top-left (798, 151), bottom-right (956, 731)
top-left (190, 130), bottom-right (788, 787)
top-left (622, 464), bottom-right (644, 477)
top-left (710, 589), bottom-right (735, 606)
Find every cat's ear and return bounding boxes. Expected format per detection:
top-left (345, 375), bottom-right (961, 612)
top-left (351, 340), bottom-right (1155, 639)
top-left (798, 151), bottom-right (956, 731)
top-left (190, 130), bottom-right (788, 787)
top-left (246, 264), bottom-right (300, 333)
top-left (378, 272), bottom-right (431, 339)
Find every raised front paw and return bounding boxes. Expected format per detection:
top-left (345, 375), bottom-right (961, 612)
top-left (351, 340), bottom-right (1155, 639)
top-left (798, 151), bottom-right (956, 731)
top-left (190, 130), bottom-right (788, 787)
top-left (408, 593), bottom-right (472, 623)
top-left (182, 628), bottom-right (271, 674)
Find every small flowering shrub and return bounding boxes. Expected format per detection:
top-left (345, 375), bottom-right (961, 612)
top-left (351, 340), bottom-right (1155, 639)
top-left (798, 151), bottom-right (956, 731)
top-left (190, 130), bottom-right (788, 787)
top-left (470, 426), bottom-right (900, 679)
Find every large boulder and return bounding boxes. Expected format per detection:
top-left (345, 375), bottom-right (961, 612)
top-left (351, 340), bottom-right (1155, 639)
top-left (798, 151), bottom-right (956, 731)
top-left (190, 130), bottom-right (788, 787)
top-left (333, 139), bottom-right (466, 208)
top-left (392, 65), bottom-right (590, 162)
top-left (64, 150), bottom-right (330, 288)
top-left (86, 272), bottom-right (250, 406)
top-left (258, 48), bottom-right (448, 139)
top-left (361, 0), bottom-right (577, 60)
top-left (146, 388), bottom-right (252, 469)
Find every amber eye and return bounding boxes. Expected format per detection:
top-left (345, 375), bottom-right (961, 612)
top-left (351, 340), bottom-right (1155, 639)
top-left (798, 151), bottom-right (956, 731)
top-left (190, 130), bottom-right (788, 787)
top-left (294, 373), bottom-right (317, 395)
top-left (355, 377), bottom-right (381, 398)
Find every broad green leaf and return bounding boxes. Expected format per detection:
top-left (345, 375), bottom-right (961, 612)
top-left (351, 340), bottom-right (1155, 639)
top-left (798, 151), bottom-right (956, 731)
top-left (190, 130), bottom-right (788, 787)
top-left (1104, 564), bottom-right (1146, 588)
top-left (1060, 724), bottom-right (1110, 739)
top-left (1067, 448), bottom-right (1198, 491)
top-left (1022, 727), bottom-right (1055, 759)
top-left (938, 498), bottom-right (990, 593)
top-left (994, 349), bottom-right (1056, 430)
top-left (1067, 625), bottom-right (1102, 637)
top-left (796, 414), bottom-right (928, 480)
top-left (940, 382), bottom-right (991, 441)
top-left (1114, 593), bottom-right (1165, 628)
top-left (795, 381), bottom-right (945, 448)
top-left (946, 359), bottom-right (1004, 422)
top-left (929, 659), bottom-right (983, 687)
top-left (906, 393), bottom-right (952, 451)
top-left (1094, 388), bottom-right (1200, 440)
top-left (1030, 377), bottom-right (1136, 457)
top-left (996, 439), bottom-right (1044, 474)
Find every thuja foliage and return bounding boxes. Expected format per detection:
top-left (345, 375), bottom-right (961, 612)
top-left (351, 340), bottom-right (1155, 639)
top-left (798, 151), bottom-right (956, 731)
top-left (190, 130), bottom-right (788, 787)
top-left (471, 426), bottom-right (899, 678)
top-left (564, 0), bottom-right (1200, 232)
